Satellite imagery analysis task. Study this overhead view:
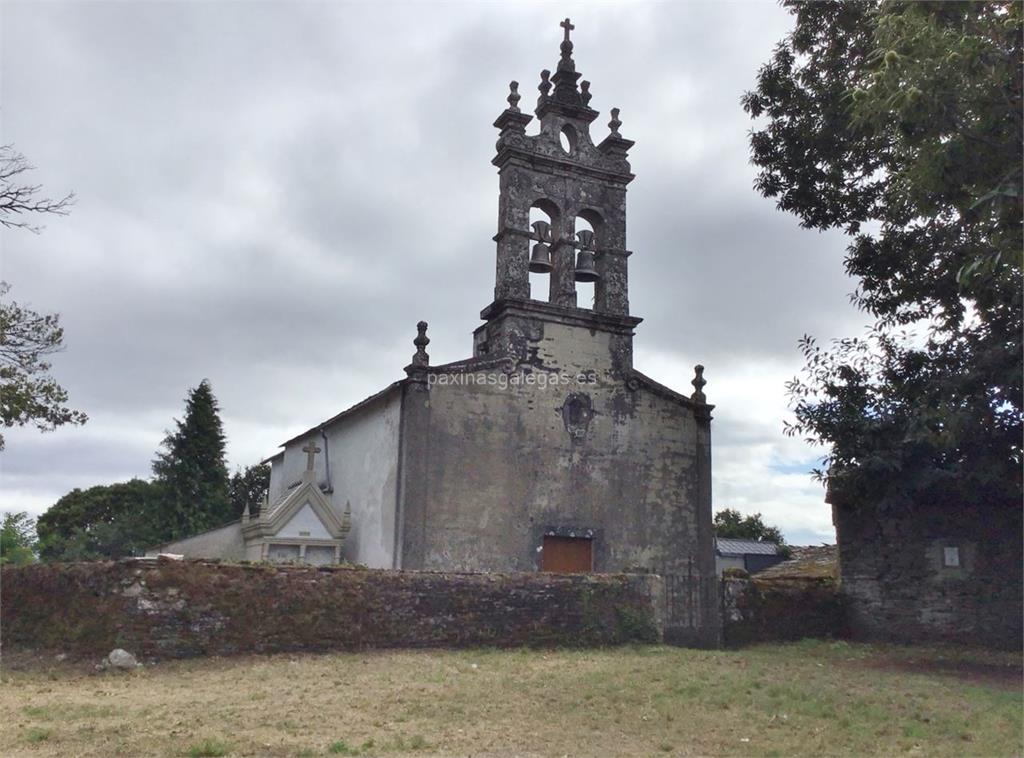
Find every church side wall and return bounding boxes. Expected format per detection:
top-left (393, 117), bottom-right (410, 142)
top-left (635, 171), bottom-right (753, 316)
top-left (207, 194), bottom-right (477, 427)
top-left (267, 389), bottom-right (402, 569)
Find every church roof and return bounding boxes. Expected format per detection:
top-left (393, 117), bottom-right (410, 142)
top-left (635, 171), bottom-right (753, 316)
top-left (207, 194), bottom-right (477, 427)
top-left (628, 369), bottom-right (713, 411)
top-left (259, 450), bottom-right (284, 465)
top-left (279, 380), bottom-right (403, 448)
top-left (275, 365), bottom-right (709, 456)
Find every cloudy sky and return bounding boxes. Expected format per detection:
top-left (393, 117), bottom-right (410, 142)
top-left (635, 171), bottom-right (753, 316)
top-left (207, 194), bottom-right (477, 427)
top-left (1, 1), bottom-right (865, 544)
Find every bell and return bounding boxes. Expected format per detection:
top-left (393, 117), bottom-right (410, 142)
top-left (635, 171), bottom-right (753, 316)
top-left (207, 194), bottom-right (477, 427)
top-left (574, 249), bottom-right (599, 282)
top-left (529, 242), bottom-right (552, 273)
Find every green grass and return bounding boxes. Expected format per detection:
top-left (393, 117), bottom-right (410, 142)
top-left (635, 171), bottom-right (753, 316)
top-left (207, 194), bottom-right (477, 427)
top-left (23, 704), bottom-right (116, 721)
top-left (25, 727), bottom-right (53, 743)
top-left (185, 739), bottom-right (230, 757)
top-left (2, 641), bottom-right (1019, 757)
top-left (399, 734), bottom-right (428, 751)
top-left (329, 735), bottom-right (421, 754)
top-left (328, 740), bottom-right (360, 755)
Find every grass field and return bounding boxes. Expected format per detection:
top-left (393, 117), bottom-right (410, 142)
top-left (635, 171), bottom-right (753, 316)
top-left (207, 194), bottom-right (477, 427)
top-left (2, 640), bottom-right (1020, 757)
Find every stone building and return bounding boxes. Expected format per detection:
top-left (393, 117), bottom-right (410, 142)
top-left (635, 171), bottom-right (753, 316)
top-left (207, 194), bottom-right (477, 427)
top-left (831, 490), bottom-right (1022, 650)
top-left (155, 20), bottom-right (720, 645)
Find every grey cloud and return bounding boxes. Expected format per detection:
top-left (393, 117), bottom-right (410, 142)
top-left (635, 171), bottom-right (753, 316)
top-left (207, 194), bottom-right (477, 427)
top-left (2, 2), bottom-right (849, 542)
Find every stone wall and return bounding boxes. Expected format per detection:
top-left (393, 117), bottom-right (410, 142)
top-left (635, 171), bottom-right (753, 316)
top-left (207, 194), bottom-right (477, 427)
top-left (721, 574), bottom-right (847, 647)
top-left (834, 500), bottom-right (1022, 650)
top-left (1, 560), bottom-right (664, 660)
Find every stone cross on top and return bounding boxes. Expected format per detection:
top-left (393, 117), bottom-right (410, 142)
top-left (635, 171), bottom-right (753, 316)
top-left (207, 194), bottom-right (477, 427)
top-left (560, 17), bottom-right (574, 42)
top-left (302, 442), bottom-right (321, 473)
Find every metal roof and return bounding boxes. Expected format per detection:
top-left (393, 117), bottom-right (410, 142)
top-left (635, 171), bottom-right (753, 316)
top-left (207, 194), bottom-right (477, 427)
top-left (715, 537), bottom-right (781, 556)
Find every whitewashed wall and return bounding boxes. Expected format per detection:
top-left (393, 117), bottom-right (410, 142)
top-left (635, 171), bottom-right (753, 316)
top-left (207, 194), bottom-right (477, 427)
top-left (267, 388), bottom-right (402, 568)
top-left (277, 503), bottom-right (333, 539)
top-left (146, 522), bottom-right (246, 561)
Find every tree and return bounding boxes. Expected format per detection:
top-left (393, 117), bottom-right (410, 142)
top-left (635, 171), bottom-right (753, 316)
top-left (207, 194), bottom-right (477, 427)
top-left (36, 381), bottom-right (235, 560)
top-left (1, 511), bottom-right (38, 565)
top-left (0, 283), bottom-right (88, 450)
top-left (229, 462), bottom-right (271, 518)
top-left (714, 509), bottom-right (787, 545)
top-left (742, 1), bottom-right (1022, 510)
top-left (36, 480), bottom-right (165, 562)
top-left (152, 380), bottom-right (231, 539)
top-left (0, 146), bottom-right (82, 450)
top-left (0, 145), bottom-right (74, 233)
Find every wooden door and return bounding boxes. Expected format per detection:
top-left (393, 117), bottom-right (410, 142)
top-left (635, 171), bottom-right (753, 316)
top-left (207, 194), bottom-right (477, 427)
top-left (542, 536), bottom-right (593, 573)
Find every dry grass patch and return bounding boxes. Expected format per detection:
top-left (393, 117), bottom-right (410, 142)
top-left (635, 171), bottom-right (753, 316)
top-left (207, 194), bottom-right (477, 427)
top-left (1, 640), bottom-right (1020, 757)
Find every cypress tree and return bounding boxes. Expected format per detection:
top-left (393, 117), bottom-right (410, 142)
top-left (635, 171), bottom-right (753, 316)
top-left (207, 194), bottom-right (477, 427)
top-left (153, 380), bottom-right (231, 539)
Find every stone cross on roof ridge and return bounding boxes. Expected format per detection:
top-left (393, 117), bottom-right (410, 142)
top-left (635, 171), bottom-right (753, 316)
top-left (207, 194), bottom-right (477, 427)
top-left (302, 442), bottom-right (321, 473)
top-left (557, 17), bottom-right (576, 67)
top-left (560, 17), bottom-right (574, 42)
top-left (549, 16), bottom-right (583, 106)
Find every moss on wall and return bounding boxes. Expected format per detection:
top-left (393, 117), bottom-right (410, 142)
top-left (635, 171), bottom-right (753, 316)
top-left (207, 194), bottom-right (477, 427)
top-left (834, 500), bottom-right (1022, 650)
top-left (722, 575), bottom-right (848, 647)
top-left (1, 560), bottom-right (664, 660)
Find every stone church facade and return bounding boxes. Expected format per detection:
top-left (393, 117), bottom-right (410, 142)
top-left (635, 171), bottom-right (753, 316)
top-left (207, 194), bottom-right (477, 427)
top-left (154, 21), bottom-right (720, 645)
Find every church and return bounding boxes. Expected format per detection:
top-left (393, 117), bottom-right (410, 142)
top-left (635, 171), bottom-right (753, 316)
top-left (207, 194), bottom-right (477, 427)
top-left (152, 20), bottom-right (719, 642)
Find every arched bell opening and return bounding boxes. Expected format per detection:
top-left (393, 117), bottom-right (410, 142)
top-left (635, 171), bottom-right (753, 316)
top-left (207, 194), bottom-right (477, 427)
top-left (528, 201), bottom-right (558, 302)
top-left (559, 123), bottom-right (579, 155)
top-left (573, 214), bottom-right (600, 309)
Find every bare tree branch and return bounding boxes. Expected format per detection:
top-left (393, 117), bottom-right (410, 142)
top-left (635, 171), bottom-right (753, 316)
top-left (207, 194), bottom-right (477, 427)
top-left (0, 146), bottom-right (83, 449)
top-left (0, 144), bottom-right (75, 234)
